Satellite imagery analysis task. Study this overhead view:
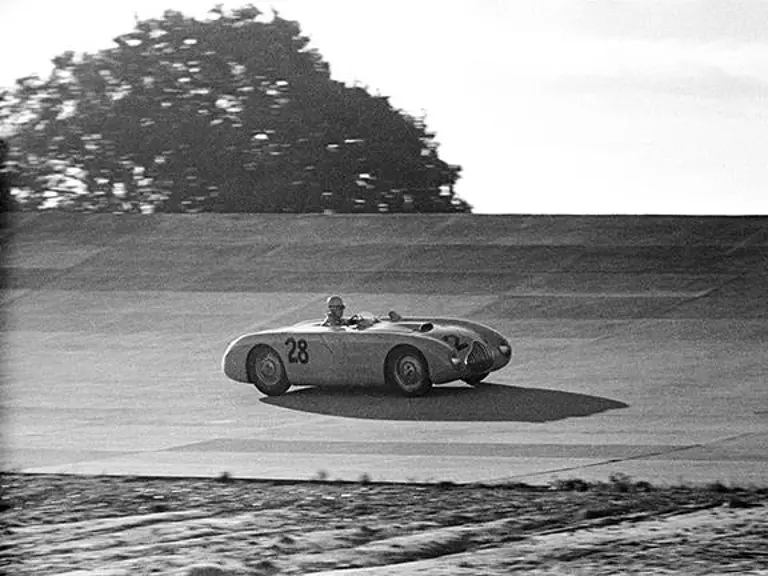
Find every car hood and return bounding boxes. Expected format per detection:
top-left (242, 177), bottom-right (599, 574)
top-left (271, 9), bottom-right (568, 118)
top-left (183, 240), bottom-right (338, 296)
top-left (369, 320), bottom-right (480, 343)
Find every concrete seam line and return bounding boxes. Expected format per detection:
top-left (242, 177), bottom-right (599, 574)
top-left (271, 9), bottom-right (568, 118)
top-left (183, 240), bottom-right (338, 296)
top-left (486, 431), bottom-right (765, 484)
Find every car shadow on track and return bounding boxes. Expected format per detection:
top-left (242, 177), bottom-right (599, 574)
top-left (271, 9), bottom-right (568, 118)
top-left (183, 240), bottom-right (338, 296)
top-left (260, 383), bottom-right (628, 422)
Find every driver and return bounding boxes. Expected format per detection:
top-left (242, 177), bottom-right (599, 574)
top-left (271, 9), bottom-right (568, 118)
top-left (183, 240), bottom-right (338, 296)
top-left (322, 295), bottom-right (348, 327)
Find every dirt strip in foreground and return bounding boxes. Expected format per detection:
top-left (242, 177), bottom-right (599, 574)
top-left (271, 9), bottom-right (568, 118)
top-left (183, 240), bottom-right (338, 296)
top-left (1, 473), bottom-right (766, 575)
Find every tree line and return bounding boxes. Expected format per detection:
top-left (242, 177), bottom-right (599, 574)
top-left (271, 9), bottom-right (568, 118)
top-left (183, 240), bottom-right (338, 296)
top-left (0, 5), bottom-right (470, 214)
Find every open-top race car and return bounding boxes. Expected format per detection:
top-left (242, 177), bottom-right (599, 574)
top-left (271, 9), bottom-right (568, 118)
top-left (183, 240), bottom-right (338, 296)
top-left (222, 310), bottom-right (512, 397)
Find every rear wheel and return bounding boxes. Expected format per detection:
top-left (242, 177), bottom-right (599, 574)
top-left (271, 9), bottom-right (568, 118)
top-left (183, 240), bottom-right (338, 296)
top-left (386, 346), bottom-right (432, 397)
top-left (463, 372), bottom-right (490, 386)
top-left (246, 345), bottom-right (290, 396)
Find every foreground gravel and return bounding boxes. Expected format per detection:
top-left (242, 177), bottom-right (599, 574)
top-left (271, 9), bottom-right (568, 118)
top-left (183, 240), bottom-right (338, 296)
top-left (1, 473), bottom-right (766, 575)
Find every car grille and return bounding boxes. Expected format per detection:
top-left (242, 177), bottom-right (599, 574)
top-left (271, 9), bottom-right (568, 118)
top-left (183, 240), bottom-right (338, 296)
top-left (467, 342), bottom-right (494, 373)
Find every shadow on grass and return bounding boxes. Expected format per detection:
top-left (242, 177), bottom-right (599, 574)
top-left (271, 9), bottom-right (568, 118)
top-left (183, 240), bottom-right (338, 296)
top-left (261, 383), bottom-right (628, 422)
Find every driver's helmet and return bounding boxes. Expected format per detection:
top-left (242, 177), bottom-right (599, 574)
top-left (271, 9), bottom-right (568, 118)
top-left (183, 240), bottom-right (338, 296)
top-left (327, 295), bottom-right (345, 311)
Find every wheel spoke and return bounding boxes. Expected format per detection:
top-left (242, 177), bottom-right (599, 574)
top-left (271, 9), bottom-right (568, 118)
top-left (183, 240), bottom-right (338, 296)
top-left (396, 355), bottom-right (424, 390)
top-left (259, 353), bottom-right (282, 386)
top-left (388, 348), bottom-right (431, 396)
top-left (248, 347), bottom-right (289, 395)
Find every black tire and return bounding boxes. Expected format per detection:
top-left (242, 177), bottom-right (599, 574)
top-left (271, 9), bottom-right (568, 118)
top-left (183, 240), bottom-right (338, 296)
top-left (246, 345), bottom-right (290, 396)
top-left (385, 346), bottom-right (432, 397)
top-left (463, 372), bottom-right (490, 386)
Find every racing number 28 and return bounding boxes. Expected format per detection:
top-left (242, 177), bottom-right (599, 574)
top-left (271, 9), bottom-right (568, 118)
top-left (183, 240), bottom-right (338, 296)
top-left (285, 337), bottom-right (309, 364)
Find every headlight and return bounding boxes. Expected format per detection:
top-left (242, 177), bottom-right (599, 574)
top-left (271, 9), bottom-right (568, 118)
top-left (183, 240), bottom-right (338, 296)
top-left (451, 355), bottom-right (464, 369)
top-left (499, 343), bottom-right (511, 356)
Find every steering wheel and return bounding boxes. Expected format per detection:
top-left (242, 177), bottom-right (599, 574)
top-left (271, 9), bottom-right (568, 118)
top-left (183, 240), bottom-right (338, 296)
top-left (347, 314), bottom-right (362, 326)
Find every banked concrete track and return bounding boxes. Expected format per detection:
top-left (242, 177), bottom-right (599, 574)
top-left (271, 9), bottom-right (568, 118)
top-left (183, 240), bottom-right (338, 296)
top-left (2, 213), bottom-right (767, 485)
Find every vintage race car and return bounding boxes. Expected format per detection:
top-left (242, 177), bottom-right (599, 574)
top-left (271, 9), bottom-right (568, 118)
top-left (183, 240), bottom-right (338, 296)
top-left (222, 311), bottom-right (512, 397)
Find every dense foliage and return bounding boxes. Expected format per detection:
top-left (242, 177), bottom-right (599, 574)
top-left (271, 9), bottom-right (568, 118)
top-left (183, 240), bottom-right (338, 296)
top-left (0, 139), bottom-right (10, 213)
top-left (0, 5), bottom-right (468, 213)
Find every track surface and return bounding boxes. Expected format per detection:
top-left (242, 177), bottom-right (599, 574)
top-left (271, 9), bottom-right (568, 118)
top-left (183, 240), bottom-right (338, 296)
top-left (2, 214), bottom-right (767, 485)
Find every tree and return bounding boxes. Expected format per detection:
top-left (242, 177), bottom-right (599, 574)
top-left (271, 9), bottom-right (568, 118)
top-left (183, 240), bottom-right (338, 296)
top-left (0, 5), bottom-right (469, 213)
top-left (0, 137), bottom-right (10, 213)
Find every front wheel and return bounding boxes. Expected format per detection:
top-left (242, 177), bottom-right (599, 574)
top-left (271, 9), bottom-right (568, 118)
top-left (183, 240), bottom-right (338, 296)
top-left (386, 346), bottom-right (432, 397)
top-left (246, 345), bottom-right (291, 396)
top-left (463, 372), bottom-right (490, 386)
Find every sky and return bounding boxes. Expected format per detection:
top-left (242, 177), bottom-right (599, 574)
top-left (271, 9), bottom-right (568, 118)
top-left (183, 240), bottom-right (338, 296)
top-left (1, 0), bottom-right (767, 215)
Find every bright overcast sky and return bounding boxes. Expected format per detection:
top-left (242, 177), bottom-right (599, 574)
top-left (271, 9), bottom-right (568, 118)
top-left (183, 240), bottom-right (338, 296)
top-left (2, 0), bottom-right (767, 215)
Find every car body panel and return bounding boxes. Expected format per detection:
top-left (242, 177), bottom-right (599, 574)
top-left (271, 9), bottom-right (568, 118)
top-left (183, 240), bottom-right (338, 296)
top-left (222, 313), bottom-right (512, 390)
